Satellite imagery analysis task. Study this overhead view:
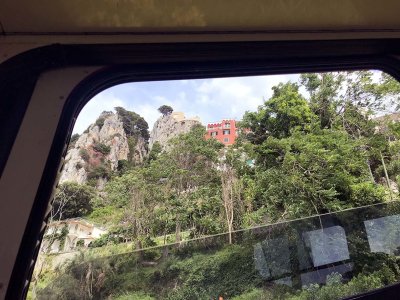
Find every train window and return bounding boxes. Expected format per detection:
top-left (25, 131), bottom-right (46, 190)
top-left (28, 70), bottom-right (400, 300)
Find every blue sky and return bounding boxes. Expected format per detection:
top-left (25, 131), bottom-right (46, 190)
top-left (74, 74), bottom-right (301, 134)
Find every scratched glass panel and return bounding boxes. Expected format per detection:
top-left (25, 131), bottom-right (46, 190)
top-left (36, 202), bottom-right (400, 299)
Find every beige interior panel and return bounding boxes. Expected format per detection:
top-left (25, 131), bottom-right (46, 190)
top-left (0, 67), bottom-right (100, 299)
top-left (1, 0), bottom-right (400, 34)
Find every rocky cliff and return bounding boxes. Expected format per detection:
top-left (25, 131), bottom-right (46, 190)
top-left (59, 110), bottom-right (148, 185)
top-left (60, 110), bottom-right (200, 185)
top-left (149, 112), bottom-right (201, 149)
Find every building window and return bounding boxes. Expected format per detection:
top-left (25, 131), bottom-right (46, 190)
top-left (223, 130), bottom-right (230, 135)
top-left (211, 131), bottom-right (218, 137)
top-left (224, 122), bottom-right (231, 129)
top-left (224, 137), bottom-right (229, 143)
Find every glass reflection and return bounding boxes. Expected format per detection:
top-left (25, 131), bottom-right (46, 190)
top-left (364, 214), bottom-right (400, 255)
top-left (302, 226), bottom-right (350, 267)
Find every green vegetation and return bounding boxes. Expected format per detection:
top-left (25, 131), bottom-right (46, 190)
top-left (158, 105), bottom-right (173, 116)
top-left (52, 182), bottom-right (95, 220)
top-left (35, 221), bottom-right (400, 300)
top-left (92, 142), bottom-right (111, 155)
top-left (148, 141), bottom-right (162, 162)
top-left (79, 148), bottom-right (90, 162)
top-left (115, 106), bottom-right (150, 143)
top-left (95, 116), bottom-right (105, 129)
top-left (87, 164), bottom-right (111, 180)
top-left (68, 133), bottom-right (80, 150)
top-left (33, 71), bottom-right (400, 299)
top-left (95, 111), bottom-right (113, 130)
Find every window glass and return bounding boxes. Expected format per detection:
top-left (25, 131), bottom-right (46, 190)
top-left (29, 71), bottom-right (400, 300)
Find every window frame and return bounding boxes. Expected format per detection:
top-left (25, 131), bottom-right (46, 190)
top-left (3, 40), bottom-right (400, 299)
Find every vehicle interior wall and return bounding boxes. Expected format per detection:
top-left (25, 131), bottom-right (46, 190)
top-left (2, 19), bottom-right (400, 300)
top-left (0, 0), bottom-right (400, 299)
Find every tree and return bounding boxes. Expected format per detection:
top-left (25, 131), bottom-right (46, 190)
top-left (242, 82), bottom-right (315, 144)
top-left (221, 165), bottom-right (242, 244)
top-left (115, 106), bottom-right (150, 142)
top-left (143, 125), bottom-right (224, 241)
top-left (52, 182), bottom-right (95, 220)
top-left (105, 169), bottom-right (156, 251)
top-left (300, 72), bottom-right (344, 129)
top-left (158, 105), bottom-right (173, 116)
top-left (250, 129), bottom-right (388, 222)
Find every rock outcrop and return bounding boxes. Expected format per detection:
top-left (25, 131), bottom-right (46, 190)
top-left (60, 110), bottom-right (199, 185)
top-left (149, 112), bottom-right (201, 149)
top-left (59, 111), bottom-right (147, 185)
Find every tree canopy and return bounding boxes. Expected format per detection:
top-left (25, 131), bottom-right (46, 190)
top-left (158, 105), bottom-right (173, 116)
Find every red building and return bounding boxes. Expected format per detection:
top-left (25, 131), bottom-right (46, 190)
top-left (205, 119), bottom-right (239, 146)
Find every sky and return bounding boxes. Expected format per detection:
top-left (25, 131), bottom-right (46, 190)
top-left (73, 74), bottom-right (302, 134)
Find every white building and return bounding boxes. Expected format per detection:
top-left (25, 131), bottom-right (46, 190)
top-left (41, 218), bottom-right (107, 253)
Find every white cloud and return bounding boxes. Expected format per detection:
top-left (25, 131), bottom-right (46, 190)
top-left (193, 74), bottom-right (299, 124)
top-left (73, 74), bottom-right (301, 134)
top-left (73, 92), bottom-right (125, 134)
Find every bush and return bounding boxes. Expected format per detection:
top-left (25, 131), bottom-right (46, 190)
top-left (231, 289), bottom-right (269, 300)
top-left (114, 292), bottom-right (155, 300)
top-left (79, 148), bottom-right (90, 162)
top-left (92, 143), bottom-right (111, 155)
top-left (69, 133), bottom-right (80, 147)
top-left (287, 268), bottom-right (398, 300)
top-left (87, 164), bottom-right (111, 180)
top-left (89, 234), bottom-right (114, 248)
top-left (164, 244), bottom-right (260, 299)
top-left (350, 182), bottom-right (387, 206)
top-left (95, 116), bottom-right (106, 129)
top-left (117, 159), bottom-right (130, 173)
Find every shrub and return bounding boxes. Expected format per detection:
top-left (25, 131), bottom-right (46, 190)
top-left (95, 116), bottom-right (106, 129)
top-left (79, 148), bottom-right (90, 162)
top-left (231, 289), bottom-right (269, 300)
top-left (287, 268), bottom-right (398, 300)
top-left (114, 292), bottom-right (155, 300)
top-left (350, 182), bottom-right (387, 206)
top-left (87, 165), bottom-right (111, 180)
top-left (92, 143), bottom-right (111, 155)
top-left (89, 234), bottom-right (113, 248)
top-left (164, 244), bottom-right (259, 299)
top-left (117, 159), bottom-right (130, 173)
top-left (69, 133), bottom-right (80, 146)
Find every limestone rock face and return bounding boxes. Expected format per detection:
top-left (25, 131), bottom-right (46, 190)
top-left (59, 147), bottom-right (88, 184)
top-left (132, 135), bottom-right (147, 163)
top-left (59, 111), bottom-right (146, 184)
top-left (149, 112), bottom-right (201, 149)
